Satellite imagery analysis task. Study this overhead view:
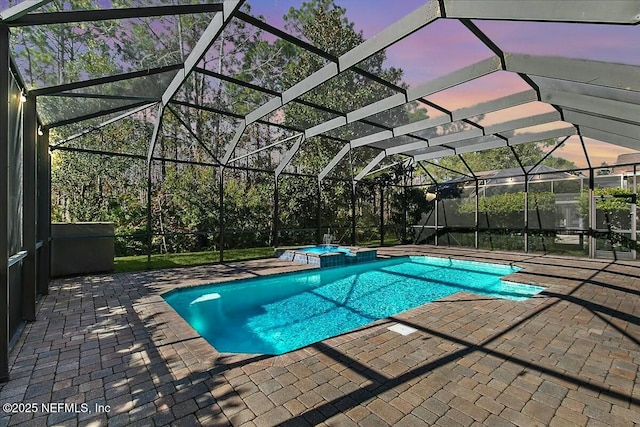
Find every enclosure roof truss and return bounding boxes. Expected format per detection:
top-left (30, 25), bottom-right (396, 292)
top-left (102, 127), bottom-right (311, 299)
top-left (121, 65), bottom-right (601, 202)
top-left (1, 0), bottom-right (639, 181)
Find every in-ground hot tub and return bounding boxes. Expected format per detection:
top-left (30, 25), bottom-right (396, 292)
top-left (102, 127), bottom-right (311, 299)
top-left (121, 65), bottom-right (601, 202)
top-left (275, 245), bottom-right (377, 267)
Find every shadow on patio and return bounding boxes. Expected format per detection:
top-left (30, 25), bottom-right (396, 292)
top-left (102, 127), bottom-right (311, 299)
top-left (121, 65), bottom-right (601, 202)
top-left (1, 248), bottom-right (639, 426)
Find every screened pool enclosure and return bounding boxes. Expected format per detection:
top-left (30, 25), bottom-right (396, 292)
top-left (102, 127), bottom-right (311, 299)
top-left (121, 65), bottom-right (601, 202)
top-left (1, 0), bottom-right (639, 379)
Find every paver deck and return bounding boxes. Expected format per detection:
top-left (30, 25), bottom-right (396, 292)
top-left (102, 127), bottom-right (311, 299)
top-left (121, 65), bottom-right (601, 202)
top-left (1, 246), bottom-right (639, 426)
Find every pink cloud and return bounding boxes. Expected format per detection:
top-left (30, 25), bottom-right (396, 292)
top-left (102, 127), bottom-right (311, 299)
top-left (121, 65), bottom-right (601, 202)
top-left (478, 102), bottom-right (556, 126)
top-left (533, 136), bottom-right (638, 169)
top-left (551, 136), bottom-right (590, 168)
top-left (583, 137), bottom-right (638, 166)
top-left (426, 71), bottom-right (530, 112)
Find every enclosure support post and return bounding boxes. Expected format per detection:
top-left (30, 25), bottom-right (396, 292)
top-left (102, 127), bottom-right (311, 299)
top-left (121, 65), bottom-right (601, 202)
top-left (474, 179), bottom-right (479, 249)
top-left (273, 175), bottom-right (279, 248)
top-left (578, 130), bottom-right (595, 258)
top-left (579, 177), bottom-right (585, 250)
top-left (37, 129), bottom-right (50, 295)
top-left (589, 168), bottom-right (595, 258)
top-left (146, 170), bottom-right (152, 263)
top-left (351, 181), bottom-right (357, 246)
top-left (434, 199), bottom-right (439, 246)
top-left (632, 165), bottom-right (637, 261)
top-left (379, 184), bottom-right (384, 246)
top-left (316, 180), bottom-right (322, 244)
top-left (0, 24), bottom-right (10, 382)
top-left (22, 94), bottom-right (37, 321)
top-left (524, 174), bottom-right (529, 253)
top-left (402, 172), bottom-right (408, 244)
top-left (146, 104), bottom-right (164, 264)
top-left (218, 166), bottom-right (225, 262)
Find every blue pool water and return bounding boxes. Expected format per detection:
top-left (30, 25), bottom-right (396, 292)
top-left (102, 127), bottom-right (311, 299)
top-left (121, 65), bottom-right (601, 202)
top-left (163, 256), bottom-right (544, 355)
top-left (298, 245), bottom-right (352, 255)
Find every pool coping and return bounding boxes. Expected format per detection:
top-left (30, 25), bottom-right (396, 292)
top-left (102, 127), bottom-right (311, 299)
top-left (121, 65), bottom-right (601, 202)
top-left (141, 251), bottom-right (554, 368)
top-left (160, 255), bottom-right (544, 349)
top-left (128, 246), bottom-right (616, 384)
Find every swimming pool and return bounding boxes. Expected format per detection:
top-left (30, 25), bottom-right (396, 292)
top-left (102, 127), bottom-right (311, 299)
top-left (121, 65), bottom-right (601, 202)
top-left (163, 256), bottom-right (543, 355)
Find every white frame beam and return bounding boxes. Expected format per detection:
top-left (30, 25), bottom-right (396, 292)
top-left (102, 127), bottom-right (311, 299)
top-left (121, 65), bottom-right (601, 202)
top-left (412, 126), bottom-right (576, 162)
top-left (413, 147), bottom-right (456, 162)
top-left (540, 89), bottom-right (640, 125)
top-left (443, 0), bottom-right (640, 24)
top-left (505, 126), bottom-right (576, 145)
top-left (52, 102), bottom-right (158, 148)
top-left (275, 134), bottom-right (306, 178)
top-left (358, 90), bottom-right (538, 150)
top-left (355, 152), bottom-right (387, 181)
top-left (563, 110), bottom-right (640, 141)
top-left (318, 144), bottom-right (351, 181)
top-left (529, 75), bottom-right (640, 104)
top-left (315, 58), bottom-right (511, 179)
top-left (506, 54), bottom-right (640, 92)
top-left (483, 111), bottom-right (561, 135)
top-left (451, 135), bottom-right (505, 154)
top-left (581, 127), bottom-right (640, 150)
top-left (0, 0), bottom-right (52, 22)
top-left (406, 56), bottom-right (501, 101)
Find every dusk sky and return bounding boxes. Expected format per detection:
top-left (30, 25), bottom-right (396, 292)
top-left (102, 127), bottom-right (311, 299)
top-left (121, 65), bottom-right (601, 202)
top-left (246, 0), bottom-right (640, 168)
top-left (2, 0), bottom-right (638, 168)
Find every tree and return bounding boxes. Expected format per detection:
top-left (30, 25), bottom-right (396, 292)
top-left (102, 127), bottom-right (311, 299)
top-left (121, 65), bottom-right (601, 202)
top-left (108, 3), bottom-right (281, 252)
top-left (578, 186), bottom-right (636, 250)
top-left (597, 162), bottom-right (612, 175)
top-left (279, 0), bottom-right (410, 175)
top-left (9, 0), bottom-right (118, 88)
top-left (50, 119), bottom-right (150, 255)
top-left (248, 0), bottom-right (417, 236)
top-left (21, 0), bottom-right (433, 252)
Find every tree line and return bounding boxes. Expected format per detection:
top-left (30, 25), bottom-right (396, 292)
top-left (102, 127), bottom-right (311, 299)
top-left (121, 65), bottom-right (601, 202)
top-left (8, 0), bottom-right (576, 255)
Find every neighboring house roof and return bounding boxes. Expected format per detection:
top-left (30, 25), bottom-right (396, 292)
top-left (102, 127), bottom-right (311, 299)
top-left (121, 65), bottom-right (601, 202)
top-left (614, 154), bottom-right (640, 173)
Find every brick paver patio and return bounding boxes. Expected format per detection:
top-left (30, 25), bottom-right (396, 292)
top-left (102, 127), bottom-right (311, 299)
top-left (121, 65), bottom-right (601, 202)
top-left (1, 246), bottom-right (639, 426)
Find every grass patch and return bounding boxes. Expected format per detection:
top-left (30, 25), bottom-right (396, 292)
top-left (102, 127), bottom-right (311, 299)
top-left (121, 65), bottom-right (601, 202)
top-left (114, 247), bottom-right (274, 273)
top-left (358, 238), bottom-right (400, 247)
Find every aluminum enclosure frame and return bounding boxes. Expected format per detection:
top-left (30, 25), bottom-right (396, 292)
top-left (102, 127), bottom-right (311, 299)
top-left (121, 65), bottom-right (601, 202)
top-left (5, 1), bottom-right (637, 180)
top-left (2, 0), bottom-right (638, 253)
